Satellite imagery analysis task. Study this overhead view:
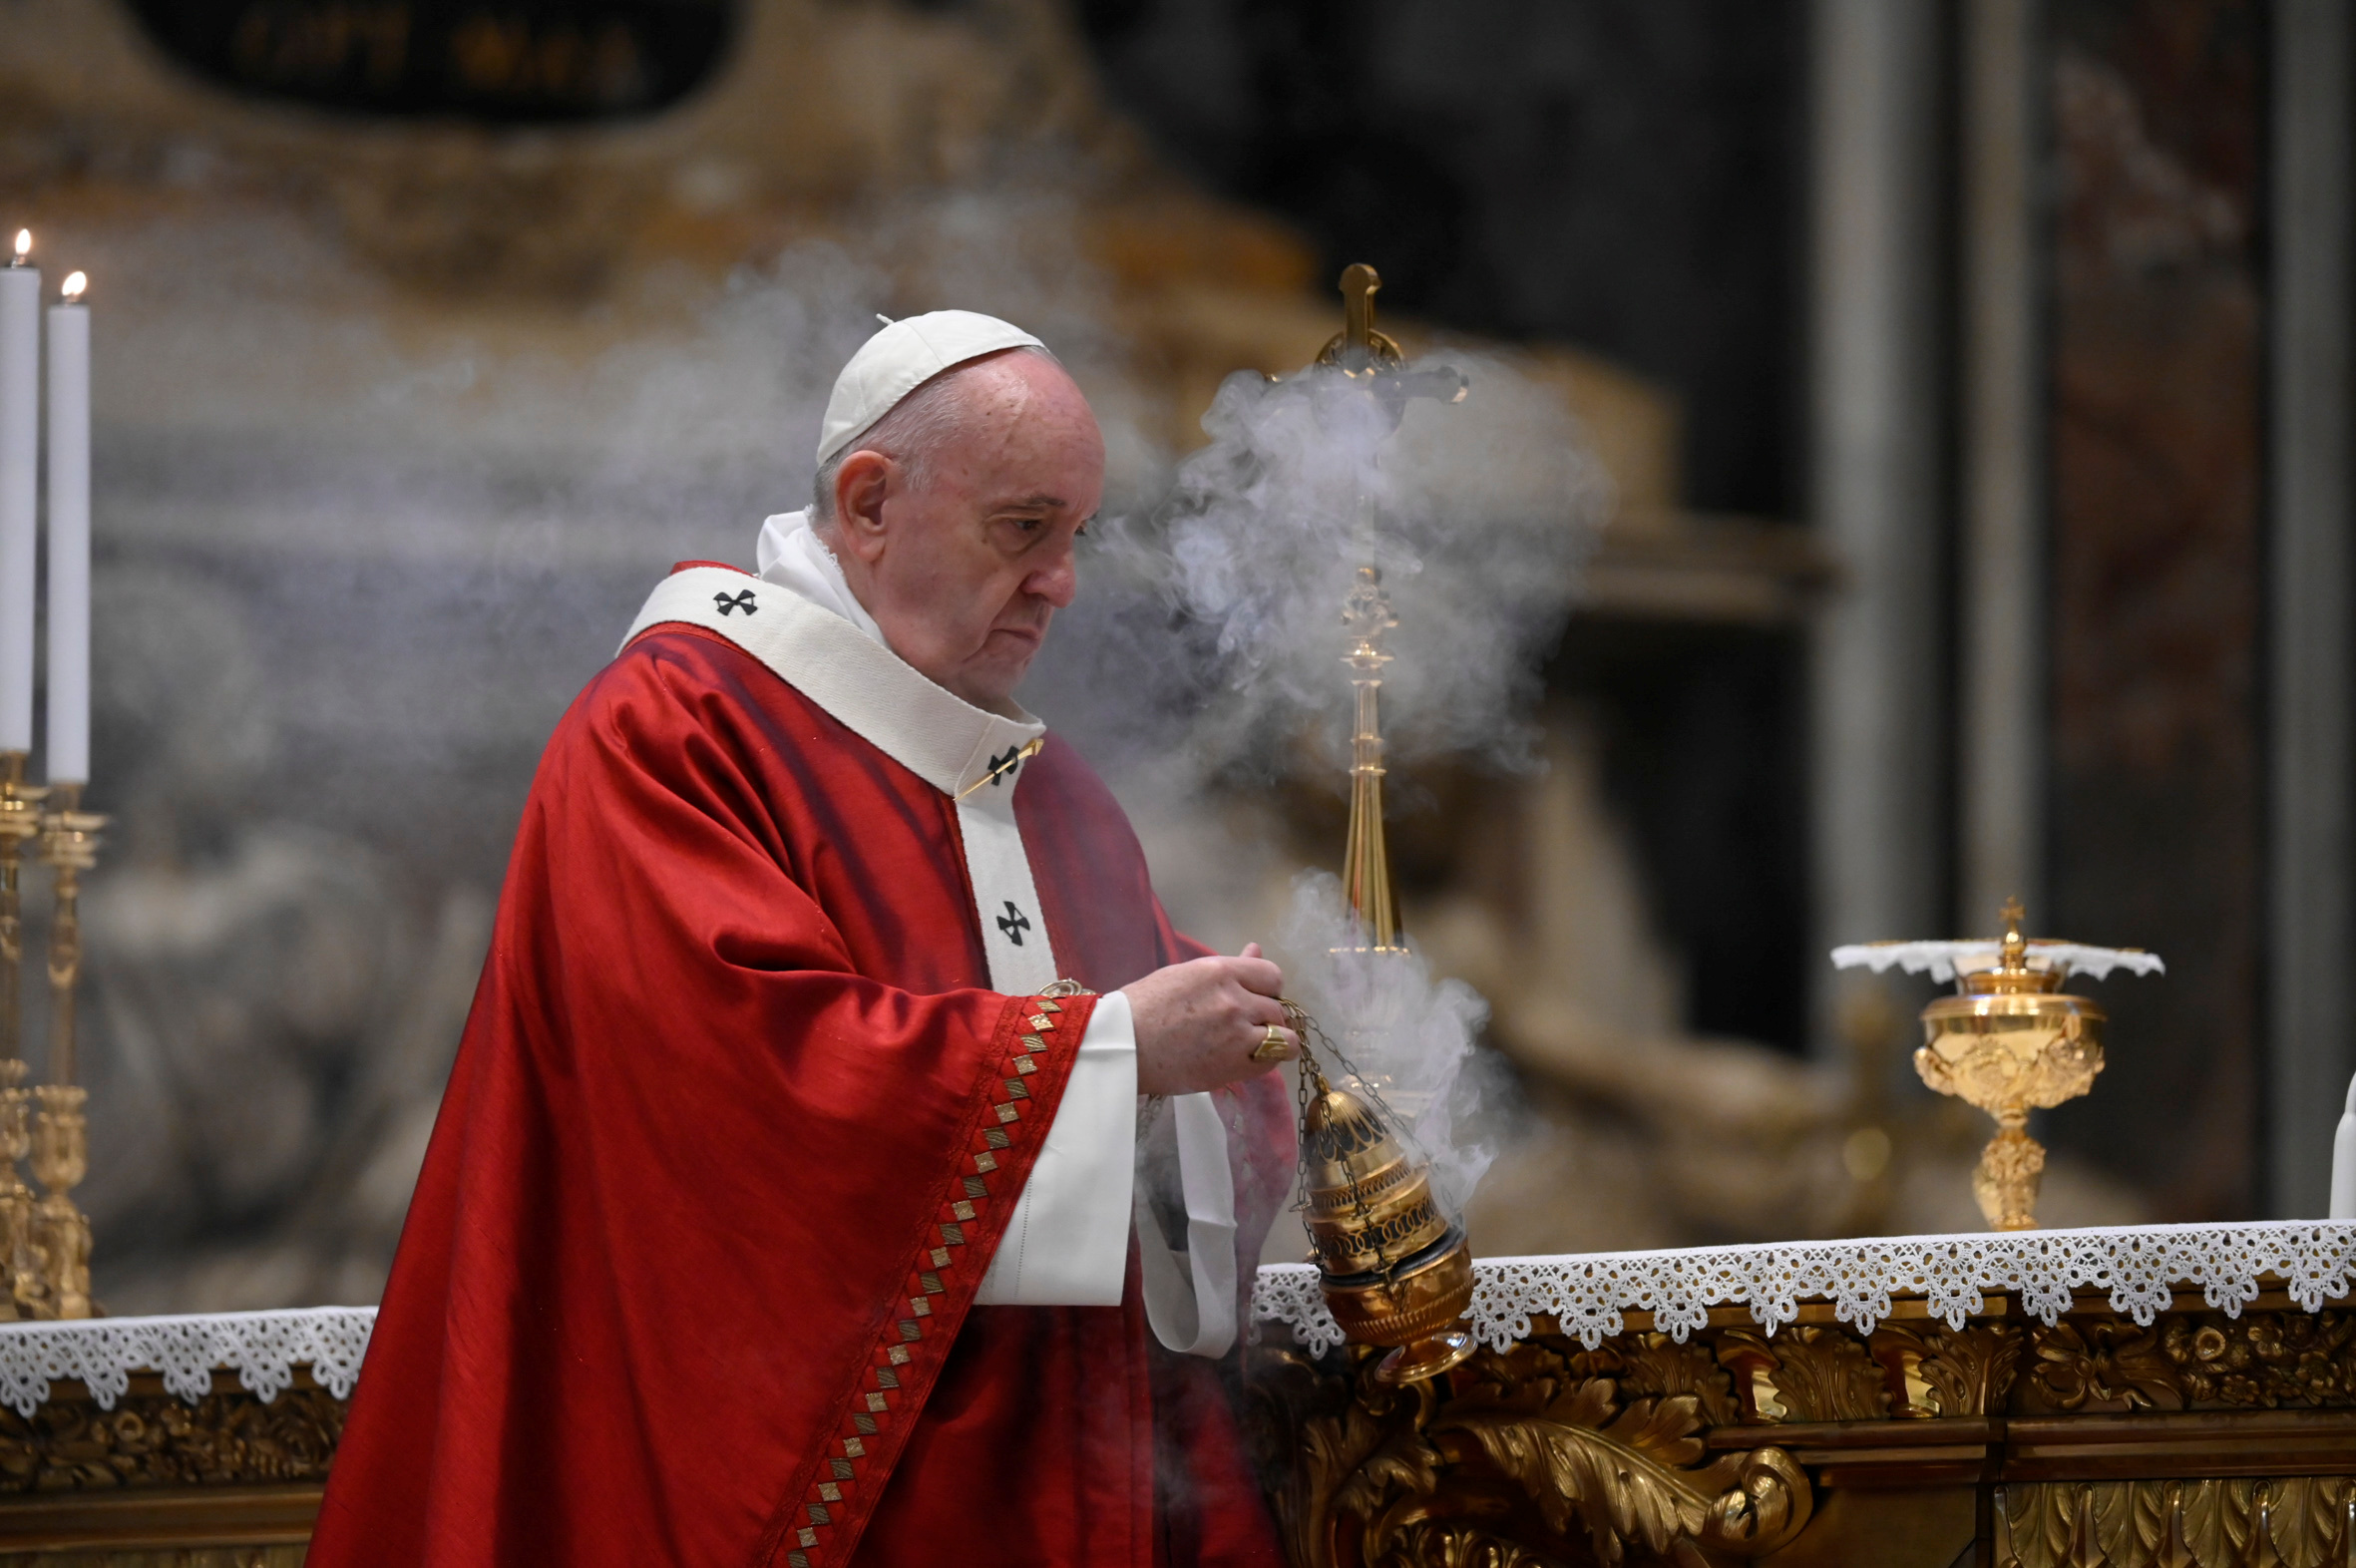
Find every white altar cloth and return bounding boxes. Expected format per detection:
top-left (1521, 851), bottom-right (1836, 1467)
top-left (1250, 1222), bottom-right (2356, 1356)
top-left (0, 1306), bottom-right (374, 1417)
top-left (4, 1224), bottom-right (2351, 1416)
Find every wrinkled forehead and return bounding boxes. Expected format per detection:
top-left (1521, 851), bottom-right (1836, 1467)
top-left (938, 359), bottom-right (1106, 491)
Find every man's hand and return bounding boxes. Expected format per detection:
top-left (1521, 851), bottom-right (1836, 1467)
top-left (1126, 943), bottom-right (1296, 1096)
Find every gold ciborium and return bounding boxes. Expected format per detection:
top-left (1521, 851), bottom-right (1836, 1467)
top-left (1295, 1015), bottom-right (1476, 1384)
top-left (1834, 901), bottom-right (2162, 1231)
top-left (1912, 902), bottom-right (2109, 1230)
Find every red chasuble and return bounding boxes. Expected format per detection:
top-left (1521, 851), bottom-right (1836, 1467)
top-left (309, 567), bottom-right (1296, 1567)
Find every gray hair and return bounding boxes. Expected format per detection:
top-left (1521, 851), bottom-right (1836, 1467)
top-left (811, 344), bottom-right (1059, 526)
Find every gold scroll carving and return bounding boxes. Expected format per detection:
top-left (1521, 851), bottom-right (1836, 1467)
top-left (1873, 1320), bottom-right (2027, 1418)
top-left (1245, 1338), bottom-right (1812, 1568)
top-left (1248, 1299), bottom-right (2356, 1567)
top-left (1715, 1326), bottom-right (1890, 1424)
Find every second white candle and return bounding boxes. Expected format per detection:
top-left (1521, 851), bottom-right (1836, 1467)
top-left (45, 274), bottom-right (87, 786)
top-left (0, 238), bottom-right (35, 757)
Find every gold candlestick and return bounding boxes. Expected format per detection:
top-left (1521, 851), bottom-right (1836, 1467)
top-left (0, 752), bottom-right (44, 1318)
top-left (28, 1085), bottom-right (88, 1319)
top-left (33, 782), bottom-right (103, 1319)
top-left (0, 1071), bottom-right (26, 1322)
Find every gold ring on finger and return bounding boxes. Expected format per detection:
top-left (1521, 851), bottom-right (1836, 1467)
top-left (1251, 1024), bottom-right (1290, 1063)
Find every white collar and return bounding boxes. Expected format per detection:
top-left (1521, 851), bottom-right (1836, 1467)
top-left (754, 510), bottom-right (888, 644)
top-left (620, 565), bottom-right (1044, 799)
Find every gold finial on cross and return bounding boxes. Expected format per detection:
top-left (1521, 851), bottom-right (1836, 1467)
top-left (1319, 264), bottom-right (1406, 377)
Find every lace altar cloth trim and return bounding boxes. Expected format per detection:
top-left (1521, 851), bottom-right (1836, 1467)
top-left (9, 1226), bottom-right (2347, 1415)
top-left (1250, 1222), bottom-right (2356, 1357)
top-left (0, 1307), bottom-right (376, 1418)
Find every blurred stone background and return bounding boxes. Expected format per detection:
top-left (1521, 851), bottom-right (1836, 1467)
top-left (0, 0), bottom-right (2337, 1311)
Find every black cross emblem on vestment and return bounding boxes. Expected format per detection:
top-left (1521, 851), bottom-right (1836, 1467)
top-left (995, 901), bottom-right (1031, 946)
top-left (714, 589), bottom-right (758, 616)
top-left (985, 745), bottom-right (1025, 786)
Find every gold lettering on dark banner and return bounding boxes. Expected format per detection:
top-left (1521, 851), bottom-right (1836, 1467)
top-left (128, 0), bottom-right (730, 121)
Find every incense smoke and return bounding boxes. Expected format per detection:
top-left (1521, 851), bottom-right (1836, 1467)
top-left (60, 193), bottom-right (1192, 1309)
top-left (52, 152), bottom-right (1606, 1301)
top-left (1274, 873), bottom-right (1499, 1216)
top-left (1042, 348), bottom-right (1605, 1224)
top-left (1062, 352), bottom-right (1608, 778)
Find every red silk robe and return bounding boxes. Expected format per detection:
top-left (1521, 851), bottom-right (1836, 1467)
top-left (309, 599), bottom-right (1295, 1566)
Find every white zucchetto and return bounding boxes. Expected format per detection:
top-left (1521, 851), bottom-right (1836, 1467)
top-left (816, 310), bottom-right (1046, 467)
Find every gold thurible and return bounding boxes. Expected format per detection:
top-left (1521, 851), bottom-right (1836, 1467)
top-left (1288, 265), bottom-right (1478, 1381)
top-left (0, 751), bottom-right (45, 1318)
top-left (31, 782), bottom-right (104, 1319)
top-left (1293, 1021), bottom-right (1476, 1385)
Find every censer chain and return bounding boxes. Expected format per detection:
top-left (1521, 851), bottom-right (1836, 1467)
top-left (1282, 998), bottom-right (1416, 1233)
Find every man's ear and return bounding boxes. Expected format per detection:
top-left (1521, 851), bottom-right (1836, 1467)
top-left (832, 450), bottom-right (893, 565)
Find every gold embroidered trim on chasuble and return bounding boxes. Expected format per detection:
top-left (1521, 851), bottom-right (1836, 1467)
top-left (764, 980), bottom-right (1091, 1568)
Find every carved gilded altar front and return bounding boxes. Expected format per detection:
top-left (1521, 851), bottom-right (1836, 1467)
top-left (1244, 1292), bottom-right (2356, 1568)
top-left (0, 1371), bottom-right (337, 1565)
top-left (2, 1290), bottom-right (2355, 1565)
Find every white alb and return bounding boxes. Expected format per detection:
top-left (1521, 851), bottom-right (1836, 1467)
top-left (1250, 1222), bottom-right (2356, 1357)
top-left (754, 510), bottom-right (886, 643)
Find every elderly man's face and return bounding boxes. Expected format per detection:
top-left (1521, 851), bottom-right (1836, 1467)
top-left (829, 352), bottom-right (1104, 711)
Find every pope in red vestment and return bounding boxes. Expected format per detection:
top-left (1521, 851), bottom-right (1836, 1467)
top-left (310, 313), bottom-right (1302, 1566)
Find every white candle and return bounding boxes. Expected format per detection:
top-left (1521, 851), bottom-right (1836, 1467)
top-left (45, 272), bottom-right (87, 785)
top-left (0, 231), bottom-right (34, 756)
top-left (2333, 1071), bottom-right (2356, 1218)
